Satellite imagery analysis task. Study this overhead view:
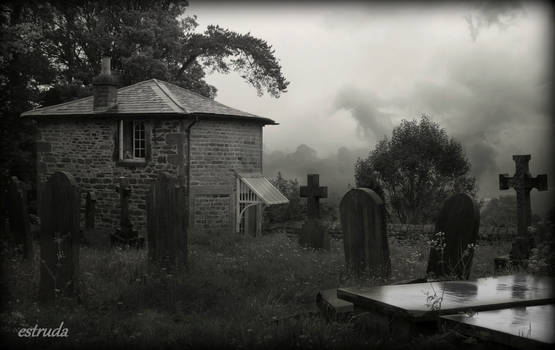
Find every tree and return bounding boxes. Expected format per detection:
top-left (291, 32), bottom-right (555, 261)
top-left (480, 195), bottom-right (517, 227)
top-left (1, 0), bottom-right (289, 186)
top-left (355, 115), bottom-right (477, 224)
top-left (264, 172), bottom-right (303, 223)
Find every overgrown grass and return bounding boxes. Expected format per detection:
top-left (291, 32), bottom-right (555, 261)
top-left (1, 231), bottom-right (511, 349)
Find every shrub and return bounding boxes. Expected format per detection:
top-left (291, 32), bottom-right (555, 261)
top-left (264, 172), bottom-right (304, 223)
top-left (527, 221), bottom-right (555, 275)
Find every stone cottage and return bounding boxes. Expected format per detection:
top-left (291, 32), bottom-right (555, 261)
top-left (22, 57), bottom-right (288, 237)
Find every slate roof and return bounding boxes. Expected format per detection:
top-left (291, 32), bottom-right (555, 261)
top-left (21, 79), bottom-right (276, 124)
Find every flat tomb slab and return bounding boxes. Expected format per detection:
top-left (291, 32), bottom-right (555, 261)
top-left (337, 274), bottom-right (554, 321)
top-left (317, 289), bottom-right (354, 315)
top-left (441, 304), bottom-right (555, 349)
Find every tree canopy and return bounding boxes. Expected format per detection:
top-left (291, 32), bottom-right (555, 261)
top-left (355, 115), bottom-right (477, 224)
top-left (0, 0), bottom-right (289, 184)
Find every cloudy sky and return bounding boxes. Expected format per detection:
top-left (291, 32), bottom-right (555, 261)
top-left (188, 2), bottom-right (553, 211)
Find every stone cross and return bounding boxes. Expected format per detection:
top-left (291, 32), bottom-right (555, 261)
top-left (499, 155), bottom-right (547, 236)
top-left (499, 155), bottom-right (547, 261)
top-left (300, 174), bottom-right (327, 219)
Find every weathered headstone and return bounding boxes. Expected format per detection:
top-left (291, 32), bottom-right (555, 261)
top-left (81, 190), bottom-right (109, 248)
top-left (111, 177), bottom-right (143, 247)
top-left (7, 176), bottom-right (34, 260)
top-left (299, 174), bottom-right (329, 249)
top-left (426, 193), bottom-right (480, 280)
top-left (39, 171), bottom-right (80, 302)
top-left (340, 188), bottom-right (391, 278)
top-left (147, 173), bottom-right (188, 269)
top-left (499, 154), bottom-right (548, 263)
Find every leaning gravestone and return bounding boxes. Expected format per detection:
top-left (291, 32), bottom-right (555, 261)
top-left (299, 174), bottom-right (330, 249)
top-left (340, 188), bottom-right (391, 279)
top-left (39, 171), bottom-right (80, 302)
top-left (147, 173), bottom-right (187, 269)
top-left (426, 193), bottom-right (480, 280)
top-left (7, 176), bottom-right (34, 260)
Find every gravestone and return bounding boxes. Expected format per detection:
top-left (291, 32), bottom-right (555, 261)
top-left (111, 177), bottom-right (143, 248)
top-left (499, 154), bottom-right (548, 263)
top-left (340, 188), bottom-right (391, 279)
top-left (299, 174), bottom-right (329, 249)
top-left (81, 191), bottom-right (109, 248)
top-left (7, 176), bottom-right (34, 260)
top-left (147, 173), bottom-right (187, 269)
top-left (427, 193), bottom-right (480, 280)
top-left (39, 171), bottom-right (80, 302)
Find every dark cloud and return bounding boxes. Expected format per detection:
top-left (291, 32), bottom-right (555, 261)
top-left (263, 144), bottom-right (368, 205)
top-left (328, 41), bottom-right (552, 205)
top-left (465, 1), bottom-right (524, 41)
top-left (334, 87), bottom-right (394, 143)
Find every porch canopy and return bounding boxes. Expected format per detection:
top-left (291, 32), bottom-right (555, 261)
top-left (236, 172), bottom-right (289, 233)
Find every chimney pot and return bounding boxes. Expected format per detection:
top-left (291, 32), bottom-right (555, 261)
top-left (101, 56), bottom-right (111, 75)
top-left (93, 56), bottom-right (118, 111)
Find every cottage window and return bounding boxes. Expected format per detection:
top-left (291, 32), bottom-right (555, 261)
top-left (119, 120), bottom-right (146, 161)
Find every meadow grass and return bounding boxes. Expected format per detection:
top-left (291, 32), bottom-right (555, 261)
top-left (1, 231), bottom-right (511, 349)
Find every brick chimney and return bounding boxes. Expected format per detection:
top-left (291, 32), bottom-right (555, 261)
top-left (93, 56), bottom-right (118, 111)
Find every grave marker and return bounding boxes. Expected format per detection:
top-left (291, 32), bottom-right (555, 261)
top-left (82, 190), bottom-right (109, 248)
top-left (39, 171), bottom-right (80, 302)
top-left (441, 304), bottom-right (554, 349)
top-left (337, 274), bottom-right (555, 321)
top-left (111, 177), bottom-right (143, 247)
top-left (147, 173), bottom-right (188, 269)
top-left (427, 193), bottom-right (480, 280)
top-left (7, 176), bottom-right (33, 260)
top-left (340, 188), bottom-right (390, 279)
top-left (300, 174), bottom-right (327, 219)
top-left (299, 174), bottom-right (329, 249)
top-left (499, 154), bottom-right (548, 262)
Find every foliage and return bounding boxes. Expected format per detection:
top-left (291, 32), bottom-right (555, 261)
top-left (264, 172), bottom-right (304, 223)
top-left (355, 115), bottom-right (477, 224)
top-left (0, 1), bottom-right (289, 186)
top-left (527, 221), bottom-right (555, 275)
top-left (480, 195), bottom-right (517, 227)
top-left (353, 159), bottom-right (386, 201)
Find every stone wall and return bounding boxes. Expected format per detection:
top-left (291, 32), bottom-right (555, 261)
top-left (189, 120), bottom-right (263, 234)
top-left (36, 117), bottom-right (264, 236)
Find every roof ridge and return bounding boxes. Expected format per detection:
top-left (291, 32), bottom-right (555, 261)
top-left (161, 80), bottom-right (257, 117)
top-left (160, 80), bottom-right (216, 101)
top-left (151, 79), bottom-right (188, 113)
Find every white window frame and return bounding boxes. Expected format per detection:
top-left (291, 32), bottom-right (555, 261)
top-left (119, 120), bottom-right (146, 161)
